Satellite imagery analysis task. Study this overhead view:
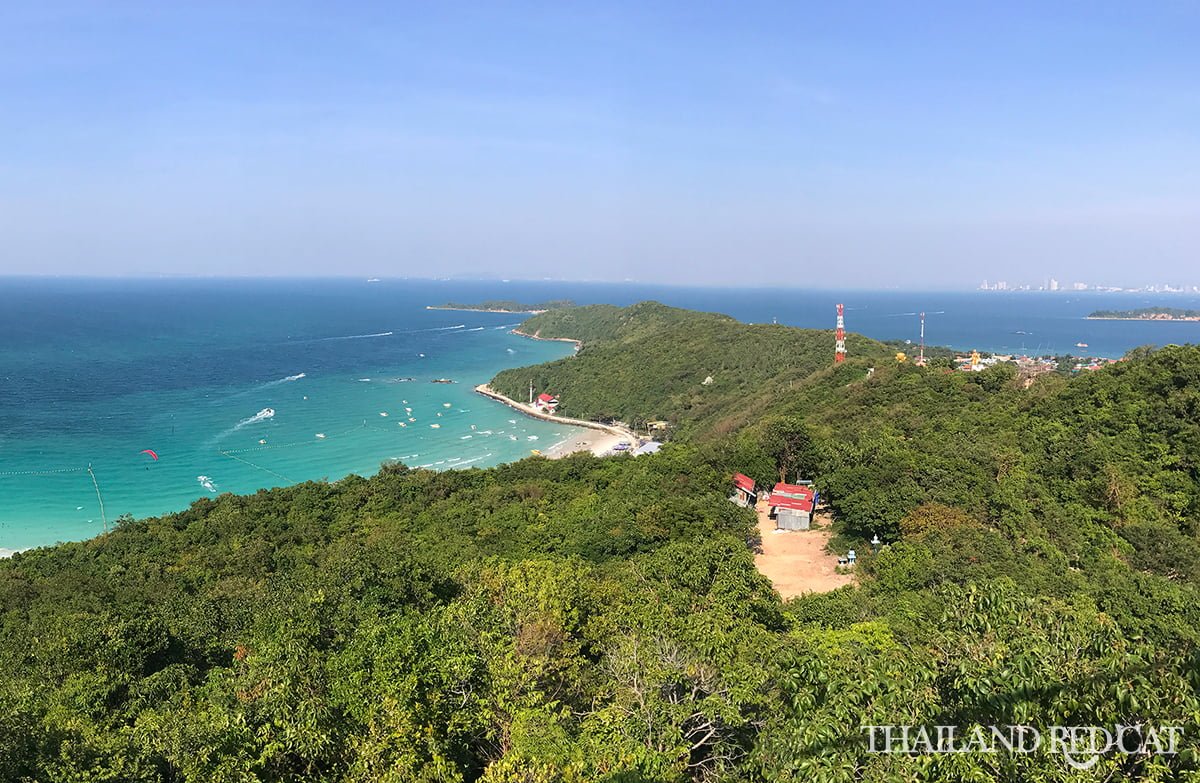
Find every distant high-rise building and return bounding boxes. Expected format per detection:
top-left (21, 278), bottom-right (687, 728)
top-left (1049, 278), bottom-right (1059, 291)
top-left (996, 281), bottom-right (1008, 291)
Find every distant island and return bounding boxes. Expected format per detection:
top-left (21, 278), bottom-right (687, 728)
top-left (1088, 307), bottom-right (1200, 321)
top-left (427, 299), bottom-right (575, 314)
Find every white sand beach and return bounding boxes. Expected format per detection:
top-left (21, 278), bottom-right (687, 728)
top-left (474, 384), bottom-right (637, 459)
top-left (542, 429), bottom-right (626, 458)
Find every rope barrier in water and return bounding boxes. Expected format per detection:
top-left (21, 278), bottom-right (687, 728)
top-left (87, 464), bottom-right (108, 534)
top-left (0, 466), bottom-right (88, 478)
top-left (217, 451), bottom-right (293, 483)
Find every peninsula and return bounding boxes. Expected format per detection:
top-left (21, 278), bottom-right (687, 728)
top-left (1088, 306), bottom-right (1200, 321)
top-left (427, 299), bottom-right (574, 314)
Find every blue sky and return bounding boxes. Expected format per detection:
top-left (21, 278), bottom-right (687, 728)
top-left (1, 2), bottom-right (1197, 287)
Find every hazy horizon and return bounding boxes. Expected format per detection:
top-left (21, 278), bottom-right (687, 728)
top-left (5, 272), bottom-right (1199, 295)
top-left (2, 3), bottom-right (1197, 287)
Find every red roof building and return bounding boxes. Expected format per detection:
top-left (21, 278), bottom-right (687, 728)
top-left (771, 482), bottom-right (814, 501)
top-left (730, 473), bottom-right (757, 507)
top-left (534, 393), bottom-right (559, 412)
top-left (769, 482), bottom-right (816, 530)
top-left (769, 493), bottom-right (814, 514)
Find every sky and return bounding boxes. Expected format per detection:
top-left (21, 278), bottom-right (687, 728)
top-left (1, 1), bottom-right (1197, 288)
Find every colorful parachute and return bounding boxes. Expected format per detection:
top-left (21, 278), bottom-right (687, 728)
top-left (140, 449), bottom-right (159, 461)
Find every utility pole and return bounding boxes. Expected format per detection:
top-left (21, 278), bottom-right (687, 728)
top-left (917, 312), bottom-right (926, 366)
top-left (834, 304), bottom-right (846, 363)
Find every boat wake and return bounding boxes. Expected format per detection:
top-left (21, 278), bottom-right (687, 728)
top-left (228, 373), bottom-right (306, 398)
top-left (262, 372), bottom-right (306, 387)
top-left (311, 331), bottom-right (394, 342)
top-left (235, 408), bottom-right (276, 430)
top-left (210, 407), bottom-right (276, 445)
top-left (396, 324), bottom-right (466, 334)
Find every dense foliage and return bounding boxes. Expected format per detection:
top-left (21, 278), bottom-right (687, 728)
top-left (435, 300), bottom-right (575, 313)
top-left (3, 302), bottom-right (1200, 781)
top-left (493, 302), bottom-right (889, 436)
top-left (1089, 307), bottom-right (1200, 319)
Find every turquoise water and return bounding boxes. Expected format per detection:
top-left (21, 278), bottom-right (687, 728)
top-left (0, 279), bottom-right (582, 552)
top-left (5, 277), bottom-right (1198, 553)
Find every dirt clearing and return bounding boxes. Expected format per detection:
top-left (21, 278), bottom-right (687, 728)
top-left (753, 501), bottom-right (856, 598)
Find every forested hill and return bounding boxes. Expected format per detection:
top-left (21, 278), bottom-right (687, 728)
top-left (4, 301), bottom-right (1200, 779)
top-left (493, 301), bottom-right (889, 435)
top-left (432, 299), bottom-right (575, 313)
top-left (1089, 306), bottom-right (1200, 320)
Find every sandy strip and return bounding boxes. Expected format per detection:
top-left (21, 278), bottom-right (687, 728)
top-left (511, 328), bottom-right (582, 352)
top-left (475, 384), bottom-right (638, 459)
top-left (426, 306), bottom-right (549, 314)
top-left (541, 430), bottom-right (626, 458)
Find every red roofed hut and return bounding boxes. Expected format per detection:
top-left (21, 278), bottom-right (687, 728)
top-left (731, 473), bottom-right (757, 507)
top-left (769, 482), bottom-right (816, 530)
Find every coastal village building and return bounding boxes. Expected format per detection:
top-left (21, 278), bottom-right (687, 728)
top-left (533, 393), bottom-right (559, 413)
top-left (769, 482), bottom-right (816, 531)
top-left (731, 473), bottom-right (757, 507)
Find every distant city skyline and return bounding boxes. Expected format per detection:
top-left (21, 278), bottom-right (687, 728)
top-left (979, 278), bottom-right (1200, 294)
top-left (1, 2), bottom-right (1197, 286)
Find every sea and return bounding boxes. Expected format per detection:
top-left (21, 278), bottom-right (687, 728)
top-left (2, 277), bottom-right (1198, 553)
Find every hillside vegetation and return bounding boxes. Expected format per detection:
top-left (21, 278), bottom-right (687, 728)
top-left (434, 299), bottom-right (575, 313)
top-left (1089, 306), bottom-right (1200, 319)
top-left (493, 302), bottom-right (889, 435)
top-left (3, 303), bottom-right (1200, 781)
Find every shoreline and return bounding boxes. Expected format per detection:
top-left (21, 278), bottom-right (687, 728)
top-left (475, 384), bottom-right (638, 458)
top-left (511, 328), bottom-right (582, 353)
top-left (1085, 316), bottom-right (1200, 322)
top-left (426, 306), bottom-right (548, 314)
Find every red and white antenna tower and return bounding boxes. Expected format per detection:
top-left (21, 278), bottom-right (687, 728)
top-left (916, 312), bottom-right (927, 366)
top-left (834, 304), bottom-right (846, 363)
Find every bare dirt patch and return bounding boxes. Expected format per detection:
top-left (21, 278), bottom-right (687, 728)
top-left (753, 501), bottom-right (856, 599)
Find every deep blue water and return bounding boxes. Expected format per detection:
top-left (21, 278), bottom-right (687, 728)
top-left (2, 277), bottom-right (1197, 551)
top-left (480, 281), bottom-right (1200, 359)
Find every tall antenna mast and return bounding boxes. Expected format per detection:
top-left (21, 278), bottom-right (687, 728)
top-left (917, 312), bottom-right (926, 366)
top-left (834, 304), bottom-right (846, 363)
